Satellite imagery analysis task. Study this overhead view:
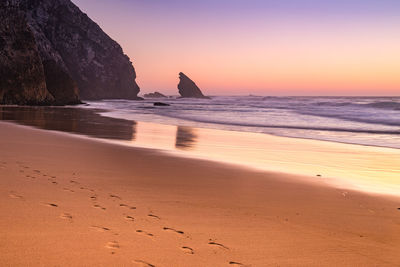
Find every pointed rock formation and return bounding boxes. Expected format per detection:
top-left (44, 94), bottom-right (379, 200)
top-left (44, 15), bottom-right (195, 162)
top-left (177, 72), bottom-right (209, 99)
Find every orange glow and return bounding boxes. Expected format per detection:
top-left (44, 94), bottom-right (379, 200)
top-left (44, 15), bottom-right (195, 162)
top-left (127, 25), bottom-right (400, 95)
top-left (74, 0), bottom-right (400, 95)
top-left (123, 121), bottom-right (400, 196)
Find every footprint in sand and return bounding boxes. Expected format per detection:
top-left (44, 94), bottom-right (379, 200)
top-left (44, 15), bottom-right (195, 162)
top-left (125, 215), bottom-right (135, 222)
top-left (91, 226), bottom-right (111, 232)
top-left (43, 203), bottom-right (58, 208)
top-left (136, 230), bottom-right (154, 237)
top-left (208, 240), bottom-right (229, 250)
top-left (93, 204), bottom-right (106, 211)
top-left (70, 180), bottom-right (79, 185)
top-left (60, 213), bottom-right (73, 221)
top-left (79, 187), bottom-right (95, 193)
top-left (181, 246), bottom-right (194, 254)
top-left (163, 227), bottom-right (184, 235)
top-left (63, 188), bottom-right (75, 193)
top-left (133, 260), bottom-right (155, 267)
top-left (120, 203), bottom-right (136, 210)
top-left (9, 191), bottom-right (24, 200)
top-left (229, 261), bottom-right (246, 266)
top-left (105, 241), bottom-right (119, 249)
top-left (109, 194), bottom-right (122, 200)
top-left (91, 226), bottom-right (119, 236)
top-left (148, 214), bottom-right (161, 220)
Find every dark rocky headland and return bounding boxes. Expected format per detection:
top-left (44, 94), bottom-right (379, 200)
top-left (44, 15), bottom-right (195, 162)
top-left (0, 0), bottom-right (141, 105)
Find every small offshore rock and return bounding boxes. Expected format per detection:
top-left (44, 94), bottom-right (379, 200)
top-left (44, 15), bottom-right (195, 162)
top-left (144, 92), bottom-right (167, 98)
top-left (154, 102), bottom-right (170, 106)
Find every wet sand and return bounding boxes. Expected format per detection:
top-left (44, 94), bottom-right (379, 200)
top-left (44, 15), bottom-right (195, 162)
top-left (0, 121), bottom-right (400, 266)
top-left (1, 106), bottom-right (400, 196)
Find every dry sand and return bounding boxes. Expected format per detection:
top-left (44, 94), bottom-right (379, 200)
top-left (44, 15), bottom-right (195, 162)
top-left (0, 121), bottom-right (399, 266)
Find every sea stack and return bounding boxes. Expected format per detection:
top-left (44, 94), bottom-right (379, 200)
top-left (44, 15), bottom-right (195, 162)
top-left (0, 0), bottom-right (141, 105)
top-left (177, 72), bottom-right (209, 98)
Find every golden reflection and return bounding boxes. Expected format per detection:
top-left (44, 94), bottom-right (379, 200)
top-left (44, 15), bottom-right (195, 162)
top-left (128, 121), bottom-right (400, 196)
top-left (1, 106), bottom-right (399, 196)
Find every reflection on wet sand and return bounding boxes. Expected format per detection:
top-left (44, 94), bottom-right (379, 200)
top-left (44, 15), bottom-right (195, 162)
top-left (0, 106), bottom-right (136, 141)
top-left (175, 126), bottom-right (197, 150)
top-left (1, 106), bottom-right (400, 196)
top-left (128, 121), bottom-right (400, 196)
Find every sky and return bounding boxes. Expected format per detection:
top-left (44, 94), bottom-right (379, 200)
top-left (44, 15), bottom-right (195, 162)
top-left (72, 0), bottom-right (400, 96)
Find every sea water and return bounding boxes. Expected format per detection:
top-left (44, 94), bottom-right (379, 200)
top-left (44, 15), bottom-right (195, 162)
top-left (85, 96), bottom-right (400, 149)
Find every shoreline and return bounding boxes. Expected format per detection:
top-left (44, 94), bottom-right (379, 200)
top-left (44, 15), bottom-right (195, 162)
top-left (97, 108), bottom-right (400, 151)
top-left (4, 118), bottom-right (400, 201)
top-left (115, 120), bottom-right (400, 197)
top-left (85, 95), bottom-right (400, 151)
top-left (1, 105), bottom-right (400, 197)
top-left (1, 120), bottom-right (400, 266)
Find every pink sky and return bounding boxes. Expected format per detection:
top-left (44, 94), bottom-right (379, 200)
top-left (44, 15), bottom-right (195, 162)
top-left (73, 0), bottom-right (400, 96)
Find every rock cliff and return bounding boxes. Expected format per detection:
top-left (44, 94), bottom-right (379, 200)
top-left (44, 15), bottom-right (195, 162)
top-left (24, 0), bottom-right (141, 100)
top-left (177, 72), bottom-right (208, 98)
top-left (0, 0), bottom-right (141, 105)
top-left (0, 1), bottom-right (54, 105)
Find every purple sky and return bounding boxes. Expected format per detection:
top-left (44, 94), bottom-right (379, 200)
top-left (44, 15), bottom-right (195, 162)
top-left (72, 0), bottom-right (400, 95)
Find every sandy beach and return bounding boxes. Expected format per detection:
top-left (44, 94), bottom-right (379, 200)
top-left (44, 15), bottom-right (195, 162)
top-left (2, 0), bottom-right (399, 265)
top-left (0, 121), bottom-right (399, 266)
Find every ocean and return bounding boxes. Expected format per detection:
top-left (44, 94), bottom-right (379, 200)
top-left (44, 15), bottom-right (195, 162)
top-left (85, 96), bottom-right (400, 149)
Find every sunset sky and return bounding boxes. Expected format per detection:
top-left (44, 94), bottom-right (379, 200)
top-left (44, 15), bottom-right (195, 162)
top-left (72, 0), bottom-right (400, 96)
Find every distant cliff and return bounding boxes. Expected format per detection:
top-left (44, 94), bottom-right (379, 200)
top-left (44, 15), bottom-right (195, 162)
top-left (0, 0), bottom-right (141, 105)
top-left (143, 91), bottom-right (167, 98)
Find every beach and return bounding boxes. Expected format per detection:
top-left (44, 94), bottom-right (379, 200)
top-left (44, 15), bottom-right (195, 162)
top-left (2, 0), bottom-right (399, 265)
top-left (1, 121), bottom-right (399, 266)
